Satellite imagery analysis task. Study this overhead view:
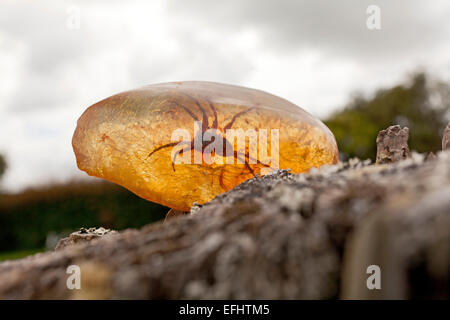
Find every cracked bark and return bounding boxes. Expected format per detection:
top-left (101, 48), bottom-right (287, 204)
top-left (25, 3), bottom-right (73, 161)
top-left (376, 125), bottom-right (410, 164)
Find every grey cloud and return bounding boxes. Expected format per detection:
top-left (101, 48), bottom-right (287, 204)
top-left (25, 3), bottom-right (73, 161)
top-left (0, 1), bottom-right (96, 73)
top-left (128, 46), bottom-right (253, 86)
top-left (168, 0), bottom-right (450, 61)
top-left (0, 1), bottom-right (99, 112)
top-left (6, 72), bottom-right (73, 112)
top-left (2, 0), bottom-right (255, 113)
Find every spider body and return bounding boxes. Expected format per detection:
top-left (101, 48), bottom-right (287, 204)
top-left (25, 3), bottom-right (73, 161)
top-left (147, 95), bottom-right (268, 187)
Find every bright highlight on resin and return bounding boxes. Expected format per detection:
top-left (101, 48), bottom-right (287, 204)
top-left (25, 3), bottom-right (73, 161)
top-left (73, 81), bottom-right (338, 211)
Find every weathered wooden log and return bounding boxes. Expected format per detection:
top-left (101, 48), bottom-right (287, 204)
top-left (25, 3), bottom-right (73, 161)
top-left (0, 150), bottom-right (448, 300)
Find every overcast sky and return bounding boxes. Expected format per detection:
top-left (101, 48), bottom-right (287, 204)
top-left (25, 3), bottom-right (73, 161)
top-left (1, 0), bottom-right (450, 192)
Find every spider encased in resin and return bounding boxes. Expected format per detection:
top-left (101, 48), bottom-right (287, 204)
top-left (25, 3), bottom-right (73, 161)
top-left (146, 93), bottom-right (272, 189)
top-left (72, 81), bottom-right (339, 211)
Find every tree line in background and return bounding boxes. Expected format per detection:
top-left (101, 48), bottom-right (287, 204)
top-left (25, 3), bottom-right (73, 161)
top-left (0, 71), bottom-right (449, 253)
top-left (0, 181), bottom-right (167, 252)
top-left (0, 154), bottom-right (5, 183)
top-left (0, 152), bottom-right (167, 253)
top-left (325, 72), bottom-right (450, 160)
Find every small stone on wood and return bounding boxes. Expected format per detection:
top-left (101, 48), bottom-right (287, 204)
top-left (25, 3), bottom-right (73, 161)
top-left (443, 123), bottom-right (450, 150)
top-left (376, 125), bottom-right (410, 164)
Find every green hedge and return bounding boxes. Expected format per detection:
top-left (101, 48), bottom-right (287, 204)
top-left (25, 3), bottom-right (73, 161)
top-left (0, 181), bottom-right (167, 252)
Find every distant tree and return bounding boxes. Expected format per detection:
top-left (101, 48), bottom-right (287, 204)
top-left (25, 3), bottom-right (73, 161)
top-left (0, 154), bottom-right (6, 181)
top-left (324, 73), bottom-right (450, 161)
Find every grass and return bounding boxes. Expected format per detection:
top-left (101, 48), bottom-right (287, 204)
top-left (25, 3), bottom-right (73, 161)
top-left (0, 248), bottom-right (45, 262)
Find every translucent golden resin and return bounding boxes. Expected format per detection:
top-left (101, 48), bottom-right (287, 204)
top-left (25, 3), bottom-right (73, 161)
top-left (73, 81), bottom-right (338, 211)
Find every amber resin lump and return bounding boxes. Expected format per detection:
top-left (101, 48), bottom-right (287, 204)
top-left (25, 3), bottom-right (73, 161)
top-left (73, 81), bottom-right (339, 211)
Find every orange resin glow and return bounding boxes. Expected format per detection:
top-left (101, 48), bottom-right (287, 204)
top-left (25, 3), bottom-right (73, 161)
top-left (73, 81), bottom-right (338, 211)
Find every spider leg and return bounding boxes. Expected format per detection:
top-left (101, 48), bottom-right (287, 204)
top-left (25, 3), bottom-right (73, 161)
top-left (205, 99), bottom-right (218, 129)
top-left (236, 150), bottom-right (271, 168)
top-left (233, 150), bottom-right (255, 176)
top-left (241, 155), bottom-right (255, 175)
top-left (171, 144), bottom-right (192, 172)
top-left (147, 142), bottom-right (179, 159)
top-left (235, 149), bottom-right (272, 179)
top-left (171, 101), bottom-right (199, 122)
top-left (181, 93), bottom-right (209, 132)
top-left (224, 107), bottom-right (255, 130)
top-left (219, 168), bottom-right (226, 190)
top-left (218, 154), bottom-right (255, 191)
top-left (218, 151), bottom-right (262, 190)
